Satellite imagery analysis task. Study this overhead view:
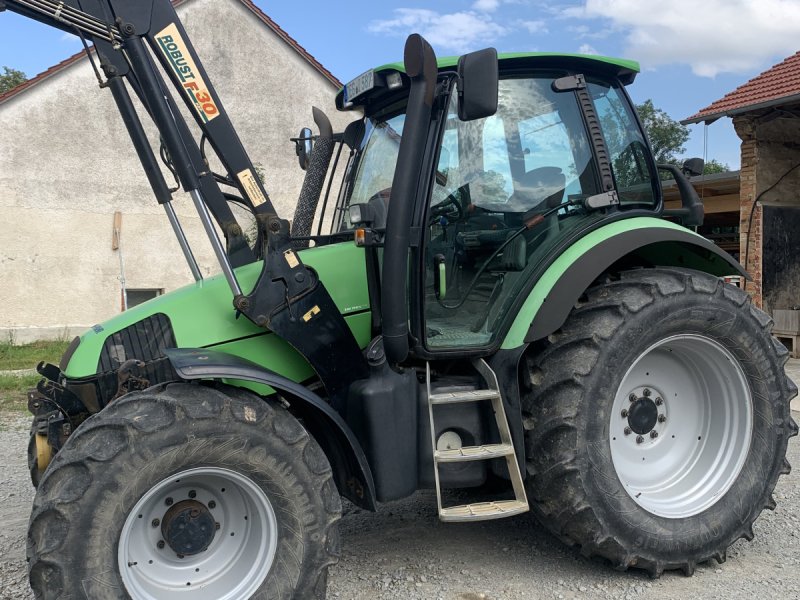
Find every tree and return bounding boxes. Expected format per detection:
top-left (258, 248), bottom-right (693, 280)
top-left (635, 100), bottom-right (731, 176)
top-left (0, 66), bottom-right (27, 95)
top-left (635, 99), bottom-right (689, 165)
top-left (701, 158), bottom-right (730, 175)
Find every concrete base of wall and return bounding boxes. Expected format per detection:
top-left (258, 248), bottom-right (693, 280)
top-left (0, 326), bottom-right (89, 345)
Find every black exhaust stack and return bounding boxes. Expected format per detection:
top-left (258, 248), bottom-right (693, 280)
top-left (382, 34), bottom-right (438, 366)
top-left (291, 107), bottom-right (335, 247)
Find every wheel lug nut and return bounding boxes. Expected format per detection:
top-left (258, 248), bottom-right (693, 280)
top-left (151, 519), bottom-right (160, 528)
top-left (658, 414), bottom-right (666, 423)
top-left (650, 431), bottom-right (659, 439)
top-left (621, 409), bottom-right (629, 418)
top-left (188, 490), bottom-right (197, 499)
top-left (208, 501), bottom-right (216, 509)
top-left (636, 435), bottom-right (644, 444)
top-left (655, 397), bottom-right (663, 406)
top-left (157, 540), bottom-right (165, 549)
top-left (629, 394), bottom-right (637, 403)
top-left (624, 427), bottom-right (632, 435)
top-left (165, 497), bottom-right (173, 506)
top-left (643, 388), bottom-right (651, 397)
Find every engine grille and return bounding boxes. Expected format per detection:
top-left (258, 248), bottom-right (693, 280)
top-left (98, 313), bottom-right (176, 371)
top-left (95, 313), bottom-right (178, 406)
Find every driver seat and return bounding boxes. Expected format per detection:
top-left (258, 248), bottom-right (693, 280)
top-left (509, 166), bottom-right (565, 212)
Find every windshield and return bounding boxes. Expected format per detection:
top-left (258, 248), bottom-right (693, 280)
top-left (338, 113), bottom-right (405, 230)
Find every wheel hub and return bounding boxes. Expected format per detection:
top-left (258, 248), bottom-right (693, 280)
top-left (628, 396), bottom-right (658, 434)
top-left (161, 499), bottom-right (216, 556)
top-left (610, 335), bottom-right (753, 519)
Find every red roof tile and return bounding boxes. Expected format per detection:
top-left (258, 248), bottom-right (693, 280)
top-left (683, 51), bottom-right (800, 124)
top-left (0, 0), bottom-right (340, 105)
top-left (0, 51), bottom-right (86, 104)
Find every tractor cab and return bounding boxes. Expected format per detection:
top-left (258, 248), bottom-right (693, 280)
top-left (330, 52), bottom-right (661, 356)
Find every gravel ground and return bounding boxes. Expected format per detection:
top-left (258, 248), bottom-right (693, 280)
top-left (1, 410), bottom-right (798, 599)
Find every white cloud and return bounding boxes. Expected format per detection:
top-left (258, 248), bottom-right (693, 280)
top-left (578, 43), bottom-right (599, 55)
top-left (567, 0), bottom-right (800, 77)
top-left (368, 9), bottom-right (508, 54)
top-left (473, 0), bottom-right (501, 12)
top-left (521, 19), bottom-right (548, 34)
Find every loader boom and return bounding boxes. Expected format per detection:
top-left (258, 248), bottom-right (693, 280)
top-left (2, 0), bottom-right (369, 401)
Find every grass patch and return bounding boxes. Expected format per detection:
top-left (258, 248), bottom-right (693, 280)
top-left (0, 340), bottom-right (70, 371)
top-left (0, 373), bottom-right (40, 412)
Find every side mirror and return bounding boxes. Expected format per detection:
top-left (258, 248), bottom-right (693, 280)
top-left (682, 157), bottom-right (704, 177)
top-left (294, 127), bottom-right (314, 170)
top-left (457, 47), bottom-right (498, 121)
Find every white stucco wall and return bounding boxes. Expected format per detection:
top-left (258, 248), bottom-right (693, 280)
top-left (0, 0), bottom-right (352, 342)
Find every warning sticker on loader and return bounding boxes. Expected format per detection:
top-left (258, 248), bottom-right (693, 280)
top-left (302, 305), bottom-right (321, 322)
top-left (155, 23), bottom-right (220, 123)
top-left (236, 168), bottom-right (268, 207)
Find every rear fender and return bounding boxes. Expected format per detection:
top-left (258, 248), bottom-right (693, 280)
top-left (165, 348), bottom-right (376, 510)
top-left (502, 218), bottom-right (747, 348)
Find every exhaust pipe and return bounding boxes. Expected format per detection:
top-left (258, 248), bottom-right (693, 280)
top-left (382, 34), bottom-right (438, 366)
top-left (291, 107), bottom-right (334, 247)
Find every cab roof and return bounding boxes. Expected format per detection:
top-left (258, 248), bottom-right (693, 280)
top-left (336, 52), bottom-right (640, 110)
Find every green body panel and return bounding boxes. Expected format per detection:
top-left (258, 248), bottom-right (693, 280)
top-left (215, 310), bottom-right (373, 396)
top-left (500, 217), bottom-right (735, 350)
top-left (64, 242), bottom-right (371, 379)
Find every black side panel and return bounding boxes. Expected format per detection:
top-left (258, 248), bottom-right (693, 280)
top-left (487, 347), bottom-right (527, 477)
top-left (164, 348), bottom-right (377, 510)
top-left (526, 227), bottom-right (748, 342)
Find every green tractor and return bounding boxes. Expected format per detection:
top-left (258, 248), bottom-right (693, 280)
top-left (5, 0), bottom-right (797, 598)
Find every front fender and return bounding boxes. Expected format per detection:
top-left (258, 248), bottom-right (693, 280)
top-left (165, 348), bottom-right (376, 510)
top-left (502, 217), bottom-right (747, 349)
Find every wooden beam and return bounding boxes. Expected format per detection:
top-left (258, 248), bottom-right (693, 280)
top-left (664, 193), bottom-right (739, 214)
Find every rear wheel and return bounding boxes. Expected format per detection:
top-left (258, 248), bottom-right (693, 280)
top-left (27, 383), bottom-right (341, 599)
top-left (522, 268), bottom-right (798, 576)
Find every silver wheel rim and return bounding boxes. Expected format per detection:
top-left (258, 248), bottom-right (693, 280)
top-left (609, 334), bottom-right (753, 518)
top-left (119, 467), bottom-right (277, 599)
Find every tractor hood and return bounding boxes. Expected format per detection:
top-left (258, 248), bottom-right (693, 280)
top-left (61, 242), bottom-right (372, 381)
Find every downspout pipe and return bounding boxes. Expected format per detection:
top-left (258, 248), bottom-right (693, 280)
top-left (381, 34), bottom-right (438, 366)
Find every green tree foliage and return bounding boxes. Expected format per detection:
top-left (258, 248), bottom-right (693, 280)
top-left (0, 66), bottom-right (27, 95)
top-left (635, 100), bottom-right (731, 177)
top-left (702, 158), bottom-right (730, 175)
top-left (636, 99), bottom-right (690, 165)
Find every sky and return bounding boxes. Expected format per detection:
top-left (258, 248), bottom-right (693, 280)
top-left (2, 0), bottom-right (800, 170)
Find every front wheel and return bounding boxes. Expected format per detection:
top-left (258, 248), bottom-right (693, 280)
top-left (523, 268), bottom-right (798, 576)
top-left (27, 383), bottom-right (341, 599)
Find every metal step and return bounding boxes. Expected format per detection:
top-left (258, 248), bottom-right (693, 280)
top-left (429, 389), bottom-right (499, 404)
top-left (435, 443), bottom-right (514, 463)
top-left (426, 359), bottom-right (529, 523)
top-left (439, 500), bottom-right (529, 523)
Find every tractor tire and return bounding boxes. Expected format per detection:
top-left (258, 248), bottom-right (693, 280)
top-left (522, 267), bottom-right (798, 576)
top-left (27, 382), bottom-right (341, 599)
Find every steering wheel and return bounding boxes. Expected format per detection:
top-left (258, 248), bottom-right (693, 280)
top-left (429, 193), bottom-right (464, 224)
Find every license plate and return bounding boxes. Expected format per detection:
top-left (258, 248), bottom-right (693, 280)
top-left (344, 70), bottom-right (376, 103)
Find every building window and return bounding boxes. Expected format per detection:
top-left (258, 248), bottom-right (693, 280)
top-left (126, 288), bottom-right (164, 309)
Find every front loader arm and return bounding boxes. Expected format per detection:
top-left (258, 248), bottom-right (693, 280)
top-left (3, 0), bottom-right (369, 402)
